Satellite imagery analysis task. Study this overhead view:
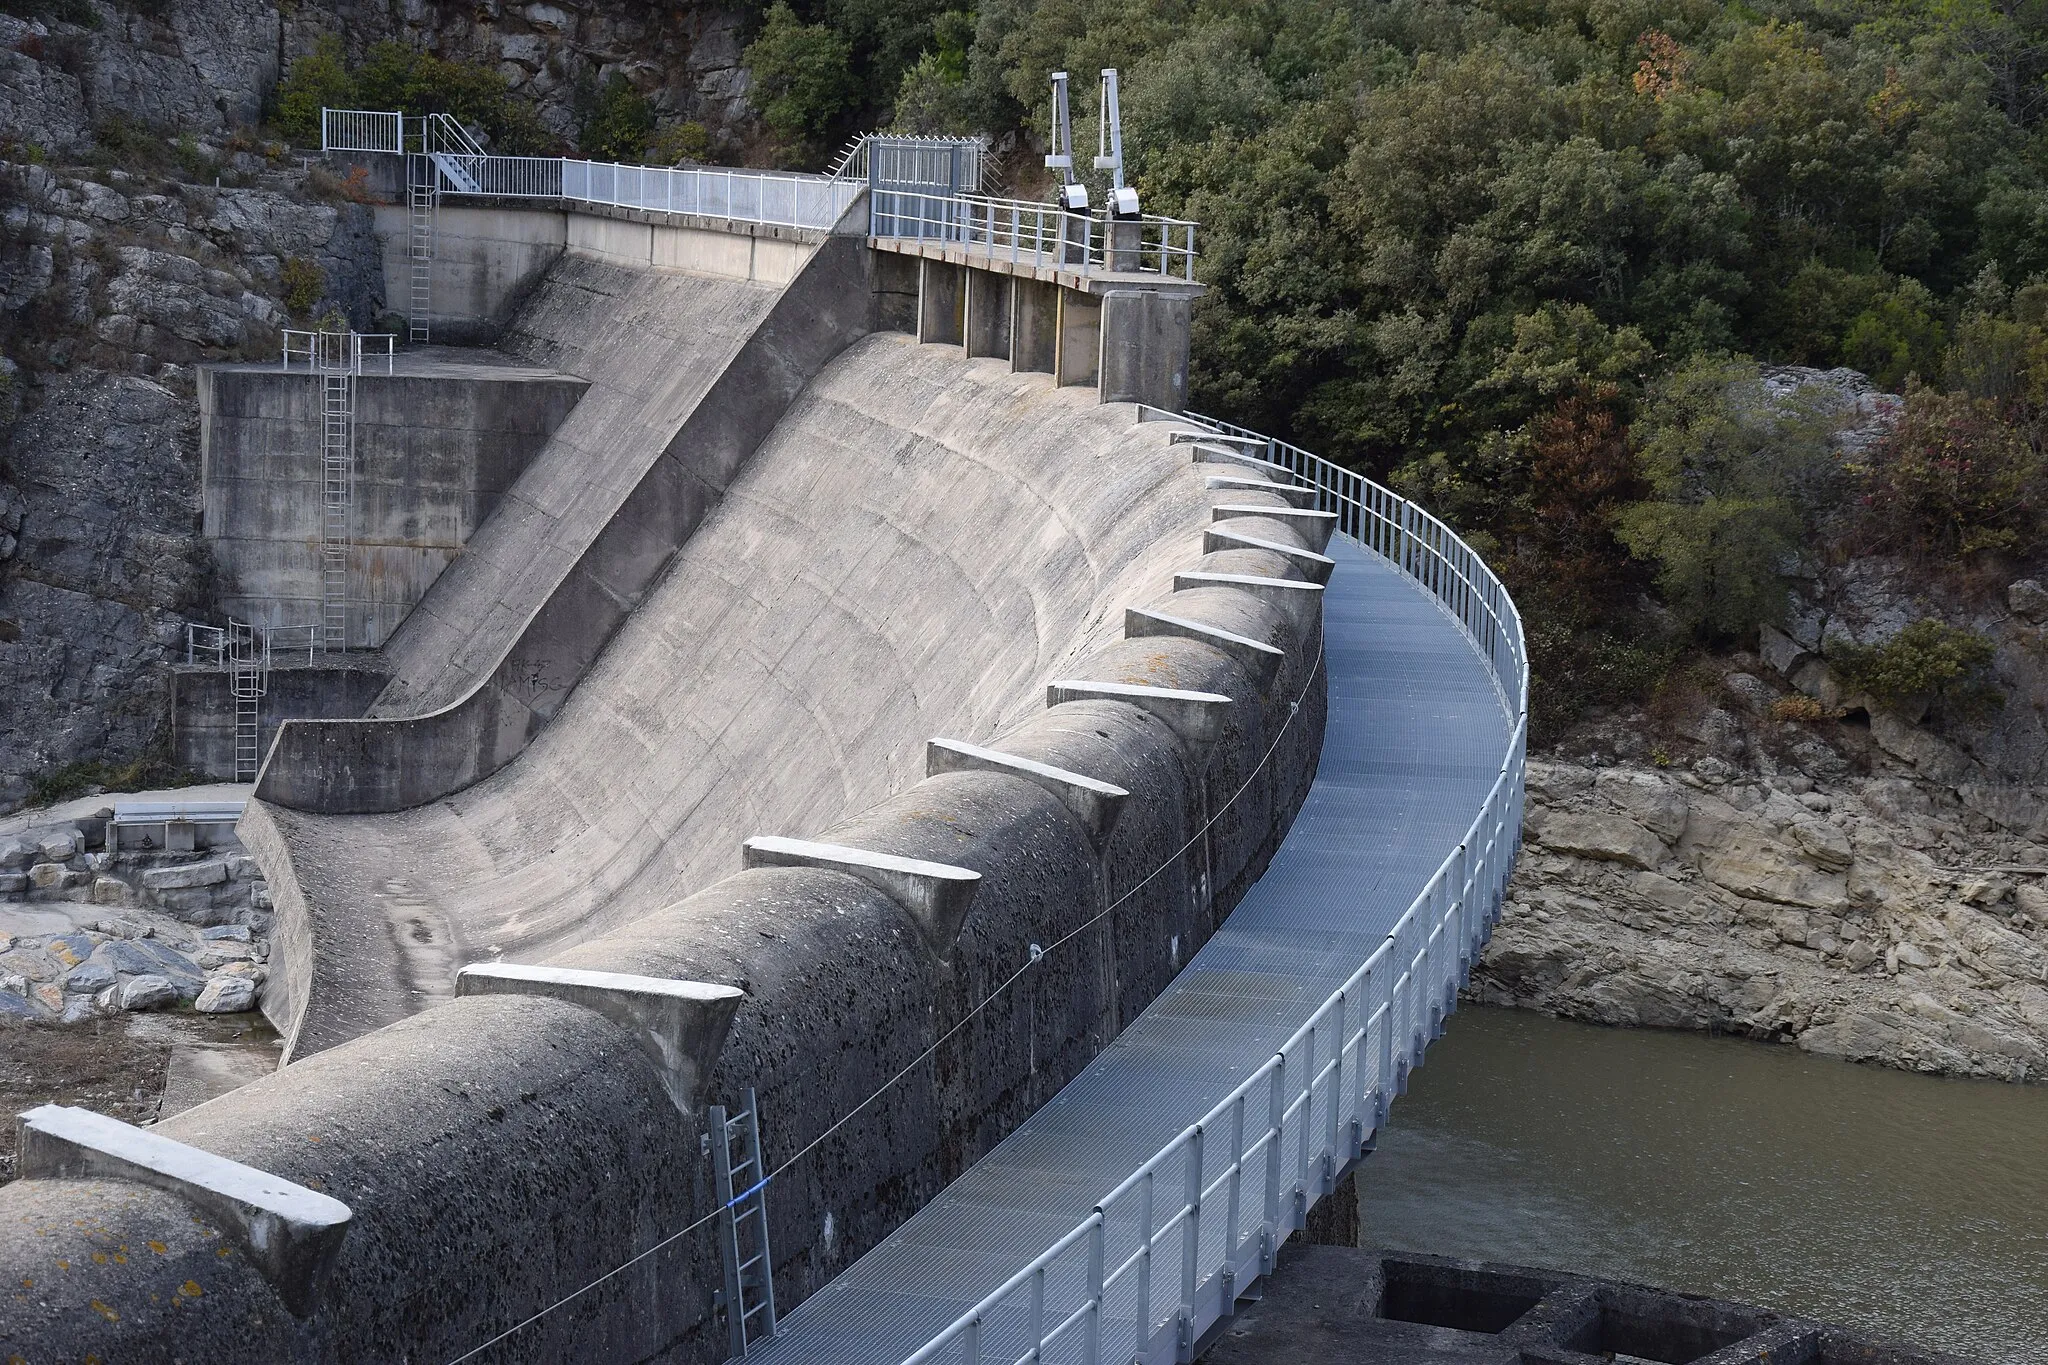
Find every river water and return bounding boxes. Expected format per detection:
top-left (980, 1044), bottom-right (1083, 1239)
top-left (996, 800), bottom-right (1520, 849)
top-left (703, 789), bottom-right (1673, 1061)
top-left (1358, 1006), bottom-right (2048, 1363)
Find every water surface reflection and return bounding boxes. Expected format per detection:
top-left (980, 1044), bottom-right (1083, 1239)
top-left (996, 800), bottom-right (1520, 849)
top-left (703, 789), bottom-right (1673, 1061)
top-left (1360, 1006), bottom-right (2048, 1363)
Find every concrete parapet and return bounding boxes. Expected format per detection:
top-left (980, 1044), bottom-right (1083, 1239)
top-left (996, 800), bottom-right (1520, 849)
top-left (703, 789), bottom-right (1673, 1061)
top-left (1099, 288), bottom-right (1193, 411)
top-left (1047, 678), bottom-right (1234, 748)
top-left (1204, 473), bottom-right (1322, 507)
top-left (17, 1103), bottom-right (352, 1315)
top-left (742, 835), bottom-right (982, 955)
top-left (1126, 604), bottom-right (1287, 685)
top-left (1205, 524), bottom-right (1337, 583)
top-left (1212, 502), bottom-right (1339, 553)
top-left (456, 962), bottom-right (744, 1115)
top-left (1189, 440), bottom-right (1301, 481)
top-left (926, 737), bottom-right (1129, 846)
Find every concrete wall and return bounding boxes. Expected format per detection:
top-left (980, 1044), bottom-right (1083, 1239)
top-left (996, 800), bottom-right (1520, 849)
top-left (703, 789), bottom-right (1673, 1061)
top-left (374, 203), bottom-right (832, 341)
top-left (0, 343), bottom-right (1327, 1361)
top-left (254, 234), bottom-right (876, 814)
top-left (171, 661), bottom-right (390, 781)
top-left (197, 363), bottom-right (587, 647)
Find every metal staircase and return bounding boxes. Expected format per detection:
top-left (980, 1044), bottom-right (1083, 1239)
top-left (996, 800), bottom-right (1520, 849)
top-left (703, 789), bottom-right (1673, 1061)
top-left (226, 619), bottom-right (268, 782)
top-left (710, 1089), bottom-right (778, 1357)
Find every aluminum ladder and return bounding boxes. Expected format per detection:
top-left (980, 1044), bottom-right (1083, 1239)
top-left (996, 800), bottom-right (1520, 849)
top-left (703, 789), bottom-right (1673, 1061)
top-left (406, 166), bottom-right (435, 344)
top-left (314, 332), bottom-right (356, 652)
top-left (710, 1088), bottom-right (777, 1358)
top-left (226, 619), bottom-right (267, 782)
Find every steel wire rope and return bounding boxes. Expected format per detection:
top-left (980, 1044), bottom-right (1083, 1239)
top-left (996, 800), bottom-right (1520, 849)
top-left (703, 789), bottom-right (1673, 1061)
top-left (442, 627), bottom-right (1328, 1363)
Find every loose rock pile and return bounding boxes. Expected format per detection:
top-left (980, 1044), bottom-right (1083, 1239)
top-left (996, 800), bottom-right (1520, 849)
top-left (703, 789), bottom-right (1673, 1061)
top-left (0, 821), bottom-right (270, 1024)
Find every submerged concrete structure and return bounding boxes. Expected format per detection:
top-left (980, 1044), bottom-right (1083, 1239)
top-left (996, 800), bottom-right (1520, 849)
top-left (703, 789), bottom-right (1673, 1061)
top-left (2, 147), bottom-right (1525, 1365)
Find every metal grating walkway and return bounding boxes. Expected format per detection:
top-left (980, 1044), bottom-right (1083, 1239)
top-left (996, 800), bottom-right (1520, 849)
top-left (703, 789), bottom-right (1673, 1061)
top-left (751, 529), bottom-right (1519, 1364)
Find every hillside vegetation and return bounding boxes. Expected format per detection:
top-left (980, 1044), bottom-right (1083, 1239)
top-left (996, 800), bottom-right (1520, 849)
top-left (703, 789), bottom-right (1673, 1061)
top-left (707, 0), bottom-right (2048, 734)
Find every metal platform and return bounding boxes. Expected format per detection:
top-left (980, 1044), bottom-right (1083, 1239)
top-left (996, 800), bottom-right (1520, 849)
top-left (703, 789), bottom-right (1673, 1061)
top-left (751, 514), bottom-right (1523, 1364)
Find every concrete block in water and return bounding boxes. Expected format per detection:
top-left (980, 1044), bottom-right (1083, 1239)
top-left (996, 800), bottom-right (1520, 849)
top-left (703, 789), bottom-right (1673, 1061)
top-left (742, 835), bottom-right (981, 955)
top-left (1212, 503), bottom-right (1339, 553)
top-left (16, 1103), bottom-right (351, 1315)
top-left (1125, 606), bottom-right (1286, 685)
top-left (455, 963), bottom-right (744, 1115)
top-left (1204, 525), bottom-right (1337, 584)
top-left (1046, 678), bottom-right (1233, 748)
top-left (926, 737), bottom-right (1129, 845)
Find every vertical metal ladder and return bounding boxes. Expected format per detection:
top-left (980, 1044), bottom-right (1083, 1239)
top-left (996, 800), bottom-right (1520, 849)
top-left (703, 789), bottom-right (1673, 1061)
top-left (407, 166), bottom-right (435, 344)
top-left (315, 331), bottom-right (356, 653)
top-left (226, 619), bottom-right (267, 782)
top-left (710, 1088), bottom-right (777, 1358)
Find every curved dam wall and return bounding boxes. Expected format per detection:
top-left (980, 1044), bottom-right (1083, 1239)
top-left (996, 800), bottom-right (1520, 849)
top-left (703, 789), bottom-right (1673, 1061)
top-left (0, 342), bottom-right (1328, 1363)
top-left (251, 333), bottom-right (1313, 1060)
top-left (252, 230), bottom-right (875, 813)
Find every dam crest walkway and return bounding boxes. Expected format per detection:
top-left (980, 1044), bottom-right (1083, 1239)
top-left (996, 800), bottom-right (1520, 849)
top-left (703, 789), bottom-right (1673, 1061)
top-left (752, 415), bottom-right (1528, 1365)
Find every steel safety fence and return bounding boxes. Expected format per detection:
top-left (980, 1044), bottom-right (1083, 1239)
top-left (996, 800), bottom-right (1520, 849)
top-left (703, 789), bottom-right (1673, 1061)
top-left (320, 108), bottom-right (403, 154)
top-left (280, 330), bottom-right (395, 376)
top-left (869, 189), bottom-right (1199, 280)
top-left (896, 410), bottom-right (1527, 1365)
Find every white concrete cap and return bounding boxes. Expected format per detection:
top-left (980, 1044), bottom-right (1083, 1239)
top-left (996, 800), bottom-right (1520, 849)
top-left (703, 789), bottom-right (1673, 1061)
top-left (927, 737), bottom-right (1130, 845)
top-left (1168, 431), bottom-right (1266, 449)
top-left (1125, 607), bottom-right (1286, 685)
top-left (1203, 526), bottom-right (1336, 583)
top-left (1211, 503), bottom-right (1339, 552)
top-left (1173, 570), bottom-right (1325, 600)
top-left (1203, 474), bottom-right (1320, 507)
top-left (742, 835), bottom-right (983, 955)
top-left (16, 1103), bottom-right (352, 1316)
top-left (1187, 443), bottom-right (1297, 479)
top-left (1046, 679), bottom-right (1234, 748)
top-left (455, 964), bottom-right (745, 1116)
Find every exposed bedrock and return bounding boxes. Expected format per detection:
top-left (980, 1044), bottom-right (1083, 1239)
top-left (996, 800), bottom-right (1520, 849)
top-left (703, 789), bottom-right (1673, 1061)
top-left (0, 378), bottom-right (1326, 1360)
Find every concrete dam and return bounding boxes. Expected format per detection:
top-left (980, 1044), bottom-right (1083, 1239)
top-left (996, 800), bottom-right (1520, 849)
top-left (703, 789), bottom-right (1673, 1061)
top-left (0, 138), bottom-right (1527, 1364)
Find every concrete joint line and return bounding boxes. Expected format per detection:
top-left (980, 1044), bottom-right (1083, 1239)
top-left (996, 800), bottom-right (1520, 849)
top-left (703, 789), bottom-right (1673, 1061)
top-left (927, 737), bottom-right (1130, 847)
top-left (1172, 571), bottom-right (1326, 611)
top-left (1125, 606), bottom-right (1285, 686)
top-left (1046, 679), bottom-right (1233, 749)
top-left (1202, 474), bottom-right (1321, 508)
top-left (16, 1103), bottom-right (352, 1317)
top-left (743, 835), bottom-right (982, 956)
top-left (455, 963), bottom-right (745, 1116)
top-left (1202, 527), bottom-right (1336, 584)
top-left (1186, 442), bottom-right (1298, 481)
top-left (1210, 503), bottom-right (1338, 553)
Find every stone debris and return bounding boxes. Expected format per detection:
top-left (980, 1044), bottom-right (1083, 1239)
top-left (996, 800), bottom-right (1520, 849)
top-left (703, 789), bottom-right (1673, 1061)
top-left (193, 975), bottom-right (256, 1014)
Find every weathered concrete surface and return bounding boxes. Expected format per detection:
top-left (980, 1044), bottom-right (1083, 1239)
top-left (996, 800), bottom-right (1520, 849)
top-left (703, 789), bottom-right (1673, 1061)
top-left (198, 350), bottom-right (587, 647)
top-left (0, 353), bottom-right (1327, 1362)
top-left (172, 657), bottom-right (389, 781)
top-left (255, 335), bottom-right (1315, 1061)
top-left (254, 233), bottom-right (876, 813)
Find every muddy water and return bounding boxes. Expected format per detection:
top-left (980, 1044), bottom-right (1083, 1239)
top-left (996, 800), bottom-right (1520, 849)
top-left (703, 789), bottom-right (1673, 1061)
top-left (1358, 1006), bottom-right (2048, 1363)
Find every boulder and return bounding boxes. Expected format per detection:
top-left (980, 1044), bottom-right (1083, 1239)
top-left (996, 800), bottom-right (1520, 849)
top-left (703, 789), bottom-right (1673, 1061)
top-left (1595, 770), bottom-right (1689, 841)
top-left (1786, 819), bottom-right (1854, 873)
top-left (1757, 624), bottom-right (1813, 678)
top-left (2009, 578), bottom-right (2048, 624)
top-left (1531, 811), bottom-right (1665, 870)
top-left (63, 962), bottom-right (115, 994)
top-left (89, 875), bottom-right (133, 906)
top-left (0, 872), bottom-right (25, 894)
top-left (36, 831), bottom-right (78, 861)
top-left (0, 838), bottom-right (33, 870)
top-left (141, 859), bottom-right (228, 890)
top-left (116, 974), bottom-right (178, 1011)
top-left (1699, 829), bottom-right (1851, 911)
top-left (194, 974), bottom-right (257, 1013)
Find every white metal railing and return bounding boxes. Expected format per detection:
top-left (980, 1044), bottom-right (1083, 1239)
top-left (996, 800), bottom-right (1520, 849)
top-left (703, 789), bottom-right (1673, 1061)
top-left (321, 108), bottom-right (403, 154)
top-left (559, 160), bottom-right (862, 228)
top-left (898, 411), bottom-right (1528, 1365)
top-left (280, 329), bottom-right (395, 376)
top-left (185, 621), bottom-right (321, 668)
top-left (869, 190), bottom-right (1199, 280)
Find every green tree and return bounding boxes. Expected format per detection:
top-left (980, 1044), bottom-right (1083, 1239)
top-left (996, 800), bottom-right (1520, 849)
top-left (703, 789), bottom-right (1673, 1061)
top-left (274, 35), bottom-right (353, 143)
top-left (576, 73), bottom-right (655, 161)
top-left (745, 3), bottom-right (860, 147)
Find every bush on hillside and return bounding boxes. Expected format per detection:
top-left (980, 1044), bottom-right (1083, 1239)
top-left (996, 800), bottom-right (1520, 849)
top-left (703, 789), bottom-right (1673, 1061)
top-left (1828, 619), bottom-right (2001, 719)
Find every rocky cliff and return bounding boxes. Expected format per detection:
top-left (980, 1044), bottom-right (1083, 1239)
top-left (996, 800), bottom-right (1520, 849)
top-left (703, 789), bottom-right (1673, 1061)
top-left (0, 0), bottom-right (754, 811)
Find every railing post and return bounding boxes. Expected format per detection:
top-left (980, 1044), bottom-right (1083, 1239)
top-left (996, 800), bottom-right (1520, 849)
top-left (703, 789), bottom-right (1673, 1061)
top-left (1224, 1093), bottom-right (1244, 1283)
top-left (1297, 1024), bottom-right (1314, 1216)
top-left (1085, 1217), bottom-right (1106, 1365)
top-left (1180, 1127), bottom-right (1202, 1343)
top-left (1136, 1169), bottom-right (1154, 1355)
top-left (1328, 991), bottom-right (1346, 1174)
top-left (1261, 1060), bottom-right (1284, 1271)
top-left (1030, 1264), bottom-right (1046, 1362)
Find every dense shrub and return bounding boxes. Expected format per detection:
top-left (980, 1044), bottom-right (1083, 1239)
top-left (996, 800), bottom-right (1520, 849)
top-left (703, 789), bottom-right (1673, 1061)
top-left (1856, 382), bottom-right (2047, 558)
top-left (1828, 619), bottom-right (2001, 719)
top-left (744, 3), bottom-right (860, 148)
top-left (575, 73), bottom-right (655, 162)
top-left (279, 257), bottom-right (324, 318)
top-left (275, 35), bottom-right (352, 143)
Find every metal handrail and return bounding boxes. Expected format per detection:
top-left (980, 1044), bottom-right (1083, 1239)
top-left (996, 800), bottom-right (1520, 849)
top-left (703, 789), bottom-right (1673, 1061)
top-left (868, 189), bottom-right (1200, 281)
top-left (280, 329), bottom-right (396, 376)
top-left (898, 410), bottom-right (1528, 1365)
